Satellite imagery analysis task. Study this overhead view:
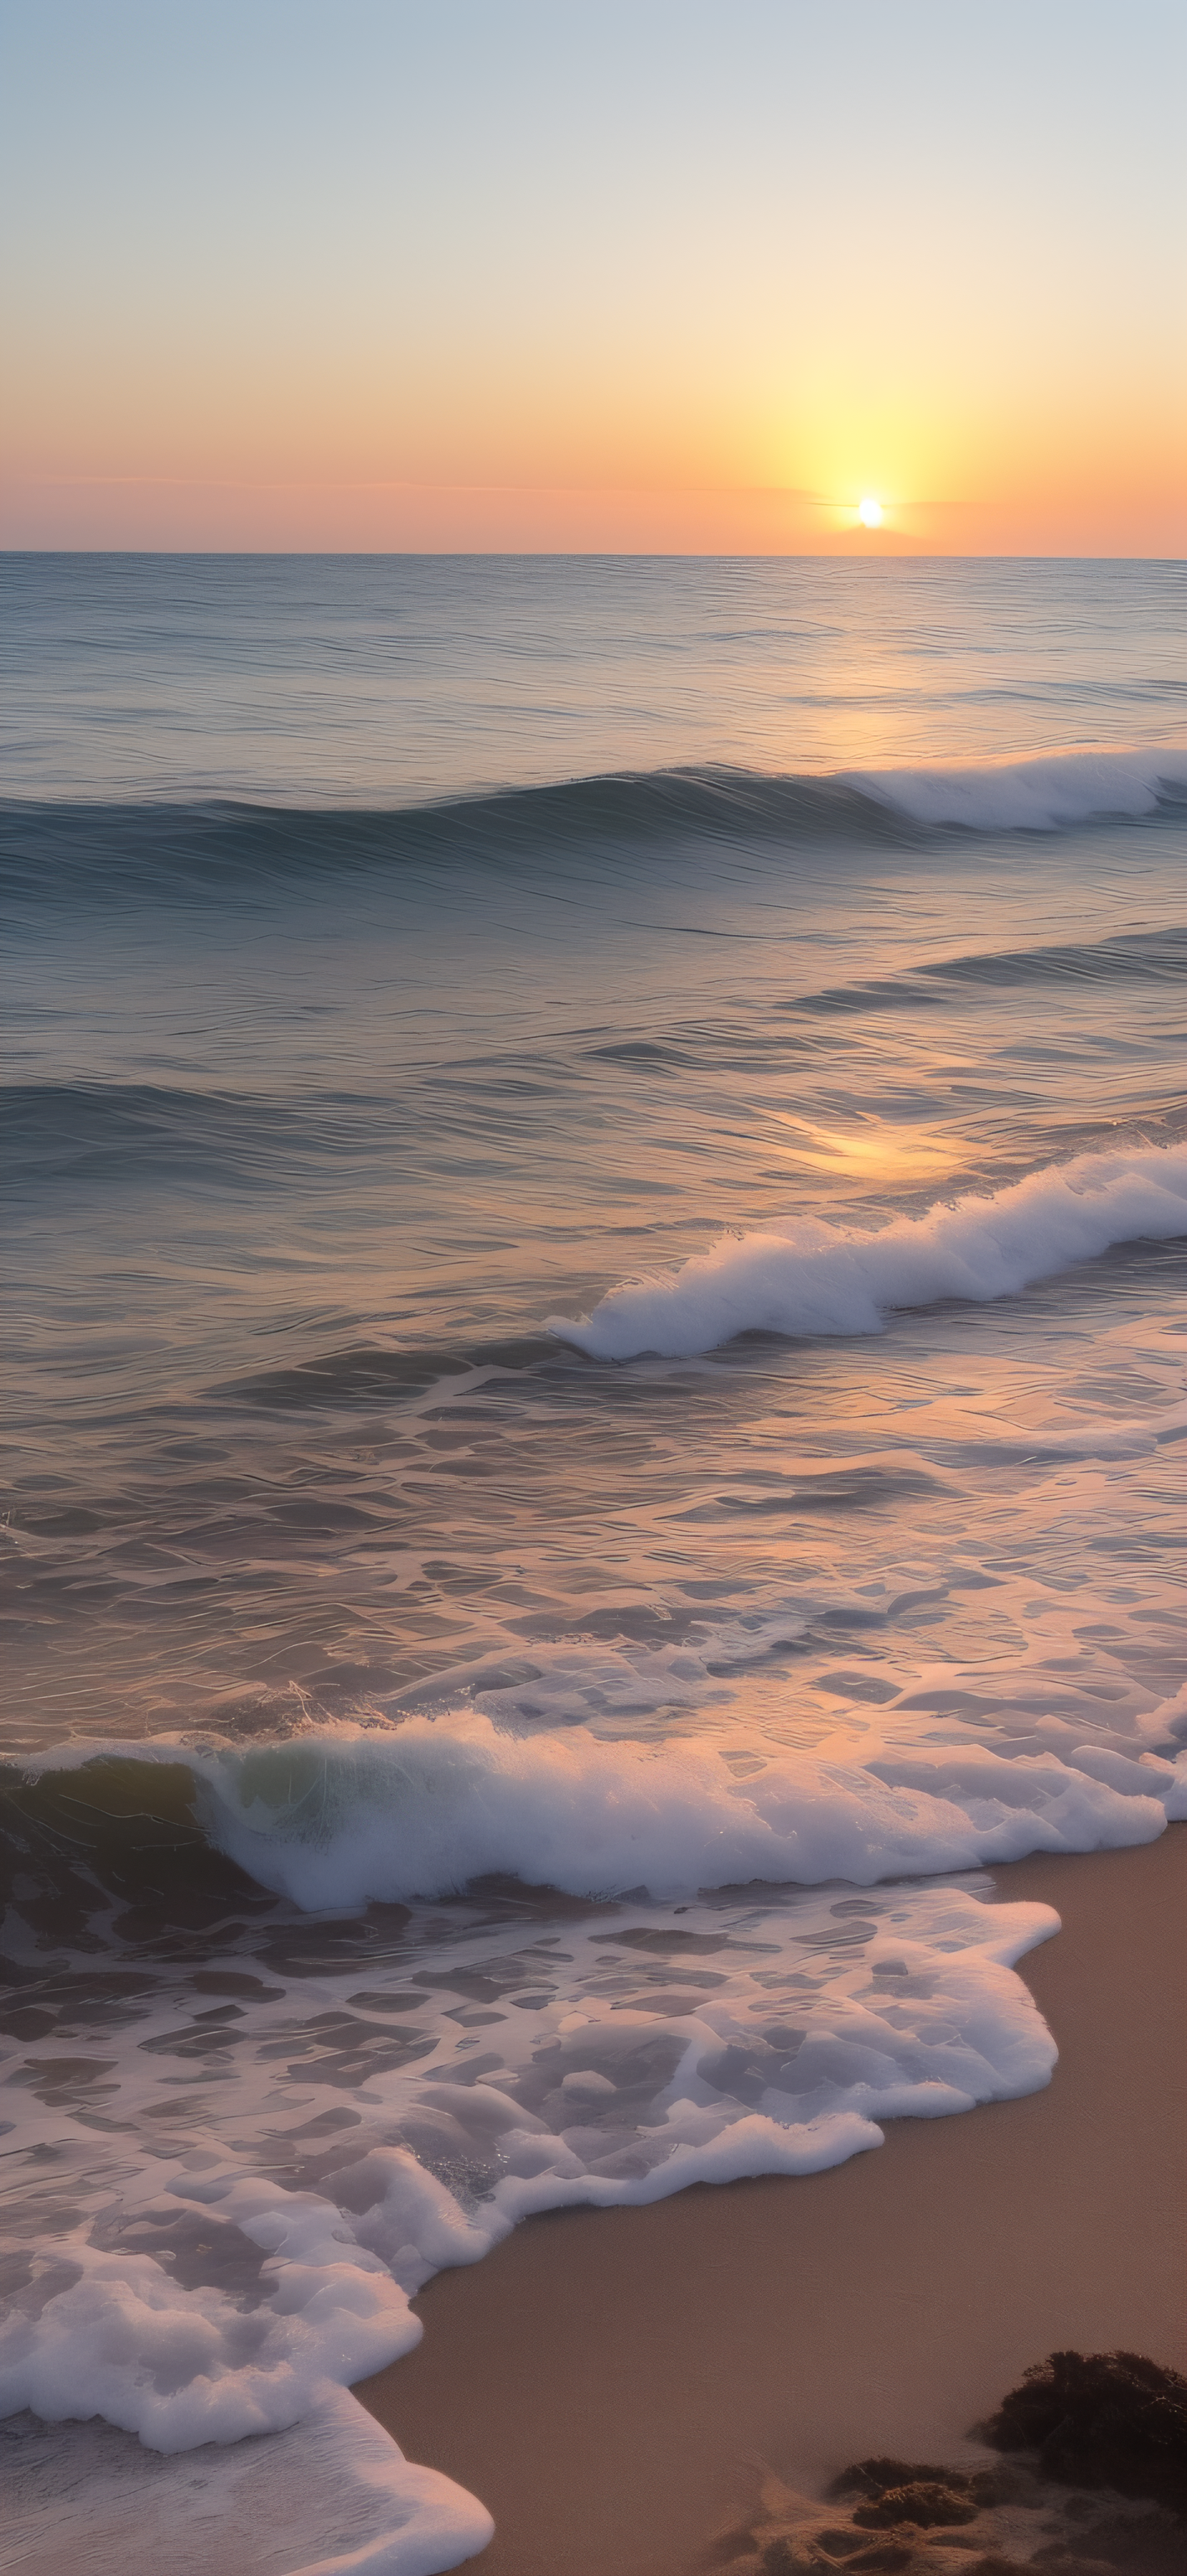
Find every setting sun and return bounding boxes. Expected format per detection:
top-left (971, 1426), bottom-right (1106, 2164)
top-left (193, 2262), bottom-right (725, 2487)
top-left (858, 496), bottom-right (884, 528)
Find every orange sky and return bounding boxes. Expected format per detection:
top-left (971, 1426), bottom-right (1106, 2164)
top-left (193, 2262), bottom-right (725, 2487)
top-left (3, 2), bottom-right (1184, 553)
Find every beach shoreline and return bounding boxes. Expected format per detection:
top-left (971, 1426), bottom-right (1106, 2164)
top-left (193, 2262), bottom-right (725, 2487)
top-left (355, 1826), bottom-right (1186, 2576)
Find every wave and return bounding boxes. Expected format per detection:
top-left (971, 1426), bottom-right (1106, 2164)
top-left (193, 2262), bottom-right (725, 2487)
top-left (850, 743), bottom-right (1187, 830)
top-left (143, 1714), bottom-right (1187, 1899)
top-left (548, 1142), bottom-right (1187, 1360)
top-left (3, 744), bottom-right (1186, 905)
top-left (0, 1079), bottom-right (320, 1191)
top-left (7, 911), bottom-right (1183, 1187)
top-left (11, 1695), bottom-right (1185, 1916)
top-left (789, 925), bottom-right (1187, 1015)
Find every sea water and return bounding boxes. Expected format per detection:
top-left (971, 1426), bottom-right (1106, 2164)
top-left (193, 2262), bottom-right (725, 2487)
top-left (2, 556), bottom-right (1185, 2573)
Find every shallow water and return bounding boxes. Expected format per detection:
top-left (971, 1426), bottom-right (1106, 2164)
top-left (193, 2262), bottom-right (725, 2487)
top-left (2, 555), bottom-right (1184, 2572)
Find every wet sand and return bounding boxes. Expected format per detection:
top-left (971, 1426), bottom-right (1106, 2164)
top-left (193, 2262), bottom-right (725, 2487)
top-left (355, 1827), bottom-right (1186, 2576)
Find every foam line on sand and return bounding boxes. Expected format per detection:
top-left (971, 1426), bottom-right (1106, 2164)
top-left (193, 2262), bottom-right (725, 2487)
top-left (355, 1827), bottom-right (1186, 2576)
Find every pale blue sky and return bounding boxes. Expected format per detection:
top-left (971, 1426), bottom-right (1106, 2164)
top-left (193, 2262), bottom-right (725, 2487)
top-left (3, 2), bottom-right (1183, 548)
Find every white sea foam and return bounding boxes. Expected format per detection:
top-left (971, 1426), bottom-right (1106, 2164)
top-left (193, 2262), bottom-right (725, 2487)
top-left (382, 1603), bottom-right (812, 1732)
top-left (847, 742), bottom-right (1187, 831)
top-left (3, 2387), bottom-right (495, 2576)
top-left (23, 1673), bottom-right (1186, 1918)
top-left (548, 1142), bottom-right (1187, 1361)
top-left (177, 1714), bottom-right (1176, 1911)
top-left (0, 1874), bottom-right (1060, 2515)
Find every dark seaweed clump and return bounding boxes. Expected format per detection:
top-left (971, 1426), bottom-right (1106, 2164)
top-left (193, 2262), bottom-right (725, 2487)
top-left (985, 2351), bottom-right (1187, 2509)
top-left (833, 2461), bottom-right (972, 2501)
top-left (853, 2484), bottom-right (978, 2531)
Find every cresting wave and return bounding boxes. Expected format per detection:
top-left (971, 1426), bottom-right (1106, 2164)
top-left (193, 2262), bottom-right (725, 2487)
top-left (549, 1142), bottom-right (1187, 1361)
top-left (848, 742), bottom-right (1187, 831)
top-left (73, 1711), bottom-right (1187, 1909)
top-left (9, 1651), bottom-right (1187, 1914)
top-left (3, 741), bottom-right (1186, 903)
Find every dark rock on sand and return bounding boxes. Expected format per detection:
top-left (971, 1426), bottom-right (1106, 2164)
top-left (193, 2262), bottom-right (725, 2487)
top-left (835, 2463), bottom-right (973, 2501)
top-left (853, 2485), bottom-right (980, 2531)
top-left (966, 2469), bottom-right (1036, 2508)
top-left (702, 2355), bottom-right (1186, 2576)
top-left (1033, 2507), bottom-right (1187, 2576)
top-left (984, 2353), bottom-right (1187, 2511)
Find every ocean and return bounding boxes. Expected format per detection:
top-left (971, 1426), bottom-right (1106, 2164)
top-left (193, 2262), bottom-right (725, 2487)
top-left (3, 554), bottom-right (1185, 2575)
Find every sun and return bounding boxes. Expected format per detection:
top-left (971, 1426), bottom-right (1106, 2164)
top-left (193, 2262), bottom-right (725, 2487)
top-left (858, 496), bottom-right (883, 528)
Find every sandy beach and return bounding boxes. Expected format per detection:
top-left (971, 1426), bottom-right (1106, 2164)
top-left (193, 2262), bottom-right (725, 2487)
top-left (355, 1827), bottom-right (1186, 2576)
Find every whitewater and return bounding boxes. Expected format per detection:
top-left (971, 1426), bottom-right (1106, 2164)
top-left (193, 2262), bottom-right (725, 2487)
top-left (550, 1141), bottom-right (1187, 1359)
top-left (3, 553), bottom-right (1185, 2573)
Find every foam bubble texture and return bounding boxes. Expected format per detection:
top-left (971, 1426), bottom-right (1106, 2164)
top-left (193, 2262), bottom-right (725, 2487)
top-left (3, 2387), bottom-right (494, 2576)
top-left (0, 1880), bottom-right (1058, 2491)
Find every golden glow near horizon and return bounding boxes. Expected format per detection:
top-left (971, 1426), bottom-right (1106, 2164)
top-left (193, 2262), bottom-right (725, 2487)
top-left (2, 5), bottom-right (1184, 553)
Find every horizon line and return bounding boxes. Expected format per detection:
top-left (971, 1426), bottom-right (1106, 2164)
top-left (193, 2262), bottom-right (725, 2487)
top-left (2, 546), bottom-right (1183, 564)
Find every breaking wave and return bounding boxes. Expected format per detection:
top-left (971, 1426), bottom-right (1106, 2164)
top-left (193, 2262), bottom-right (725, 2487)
top-left (3, 743), bottom-right (1186, 909)
top-left (549, 1142), bottom-right (1187, 1361)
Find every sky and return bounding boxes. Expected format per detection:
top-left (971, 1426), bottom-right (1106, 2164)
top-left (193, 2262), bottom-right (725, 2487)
top-left (2, 0), bottom-right (1184, 554)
